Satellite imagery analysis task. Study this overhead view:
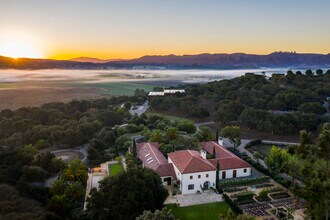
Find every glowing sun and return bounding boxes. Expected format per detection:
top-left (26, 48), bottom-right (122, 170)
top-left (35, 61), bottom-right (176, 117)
top-left (0, 39), bottom-right (43, 59)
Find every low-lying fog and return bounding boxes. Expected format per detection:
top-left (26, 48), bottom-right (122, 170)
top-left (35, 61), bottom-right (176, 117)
top-left (0, 68), bottom-right (297, 84)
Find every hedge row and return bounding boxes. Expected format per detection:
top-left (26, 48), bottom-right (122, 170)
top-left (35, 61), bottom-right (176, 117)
top-left (220, 176), bottom-right (270, 188)
top-left (236, 191), bottom-right (254, 202)
top-left (223, 193), bottom-right (243, 214)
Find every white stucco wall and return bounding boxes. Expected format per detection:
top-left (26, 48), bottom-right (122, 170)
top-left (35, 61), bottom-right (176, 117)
top-left (218, 137), bottom-right (235, 148)
top-left (168, 157), bottom-right (216, 194)
top-left (219, 167), bottom-right (251, 179)
top-left (180, 171), bottom-right (216, 194)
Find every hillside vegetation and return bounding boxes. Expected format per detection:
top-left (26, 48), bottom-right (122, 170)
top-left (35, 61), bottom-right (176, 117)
top-left (150, 70), bottom-right (330, 135)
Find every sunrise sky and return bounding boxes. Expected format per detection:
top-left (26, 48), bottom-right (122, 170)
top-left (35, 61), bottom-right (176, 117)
top-left (1, 0), bottom-right (330, 59)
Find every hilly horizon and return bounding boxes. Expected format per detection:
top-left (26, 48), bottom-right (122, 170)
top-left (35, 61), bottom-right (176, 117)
top-left (1, 51), bottom-right (330, 70)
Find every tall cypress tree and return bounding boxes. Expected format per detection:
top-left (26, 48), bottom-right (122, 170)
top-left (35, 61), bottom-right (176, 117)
top-left (216, 160), bottom-right (220, 191)
top-left (212, 146), bottom-right (216, 159)
top-left (132, 138), bottom-right (137, 158)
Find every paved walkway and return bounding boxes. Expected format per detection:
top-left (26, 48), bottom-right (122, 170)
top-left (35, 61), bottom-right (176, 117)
top-left (174, 191), bottom-right (223, 207)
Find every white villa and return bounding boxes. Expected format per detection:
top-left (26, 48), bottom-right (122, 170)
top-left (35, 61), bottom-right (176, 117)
top-left (148, 89), bottom-right (185, 97)
top-left (137, 141), bottom-right (251, 194)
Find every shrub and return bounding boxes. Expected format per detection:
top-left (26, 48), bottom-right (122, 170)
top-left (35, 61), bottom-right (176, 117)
top-left (223, 193), bottom-right (243, 214)
top-left (236, 191), bottom-right (254, 202)
top-left (258, 189), bottom-right (268, 199)
top-left (274, 176), bottom-right (292, 188)
top-left (115, 156), bottom-right (122, 163)
top-left (269, 192), bottom-right (290, 199)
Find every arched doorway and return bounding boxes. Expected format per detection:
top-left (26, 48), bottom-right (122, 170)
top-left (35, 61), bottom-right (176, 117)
top-left (203, 181), bottom-right (210, 190)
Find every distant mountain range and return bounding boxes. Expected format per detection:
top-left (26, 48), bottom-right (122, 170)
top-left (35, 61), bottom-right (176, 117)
top-left (70, 57), bottom-right (125, 63)
top-left (1, 52), bottom-right (330, 70)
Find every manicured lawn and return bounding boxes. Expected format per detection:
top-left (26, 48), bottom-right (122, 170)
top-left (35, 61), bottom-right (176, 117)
top-left (108, 163), bottom-right (124, 176)
top-left (146, 111), bottom-right (192, 123)
top-left (0, 83), bottom-right (12, 88)
top-left (167, 202), bottom-right (230, 220)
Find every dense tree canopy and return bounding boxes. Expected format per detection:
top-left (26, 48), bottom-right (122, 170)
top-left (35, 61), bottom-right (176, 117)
top-left (87, 168), bottom-right (168, 220)
top-left (136, 208), bottom-right (175, 220)
top-left (150, 72), bottom-right (330, 135)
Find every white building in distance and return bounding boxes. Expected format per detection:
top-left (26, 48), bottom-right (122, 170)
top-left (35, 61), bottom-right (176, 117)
top-left (148, 89), bottom-right (185, 97)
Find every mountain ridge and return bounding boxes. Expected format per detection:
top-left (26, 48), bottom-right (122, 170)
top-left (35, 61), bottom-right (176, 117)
top-left (1, 52), bottom-right (330, 70)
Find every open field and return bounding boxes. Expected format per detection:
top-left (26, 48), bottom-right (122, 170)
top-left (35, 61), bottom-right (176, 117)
top-left (167, 202), bottom-right (230, 220)
top-left (146, 110), bottom-right (192, 122)
top-left (108, 163), bottom-right (124, 176)
top-left (0, 85), bottom-right (105, 110)
top-left (0, 80), bottom-right (159, 110)
top-left (0, 68), bottom-right (290, 110)
top-left (87, 82), bottom-right (156, 96)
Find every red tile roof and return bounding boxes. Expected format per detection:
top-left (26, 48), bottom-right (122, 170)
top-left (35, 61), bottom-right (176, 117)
top-left (136, 142), bottom-right (175, 178)
top-left (168, 150), bottom-right (216, 174)
top-left (201, 141), bottom-right (251, 170)
top-left (156, 163), bottom-right (176, 178)
top-left (201, 141), bottom-right (233, 158)
top-left (208, 158), bottom-right (251, 170)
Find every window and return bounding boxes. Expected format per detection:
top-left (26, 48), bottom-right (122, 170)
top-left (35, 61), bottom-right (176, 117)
top-left (222, 171), bottom-right (226, 179)
top-left (244, 168), bottom-right (247, 173)
top-left (206, 174), bottom-right (209, 178)
top-left (188, 184), bottom-right (194, 190)
top-left (198, 175), bottom-right (201, 179)
top-left (190, 175), bottom-right (193, 179)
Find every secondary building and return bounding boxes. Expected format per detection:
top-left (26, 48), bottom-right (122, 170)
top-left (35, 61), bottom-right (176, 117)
top-left (201, 141), bottom-right (252, 180)
top-left (136, 142), bottom-right (176, 185)
top-left (136, 141), bottom-right (251, 194)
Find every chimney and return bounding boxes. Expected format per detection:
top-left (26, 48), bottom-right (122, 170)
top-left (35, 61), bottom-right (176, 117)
top-left (200, 149), bottom-right (207, 159)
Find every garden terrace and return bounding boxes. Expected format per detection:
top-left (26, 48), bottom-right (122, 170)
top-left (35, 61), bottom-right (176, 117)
top-left (234, 191), bottom-right (255, 205)
top-left (241, 203), bottom-right (272, 217)
top-left (269, 192), bottom-right (291, 200)
top-left (220, 176), bottom-right (271, 189)
top-left (270, 198), bottom-right (306, 210)
top-left (224, 187), bottom-right (248, 193)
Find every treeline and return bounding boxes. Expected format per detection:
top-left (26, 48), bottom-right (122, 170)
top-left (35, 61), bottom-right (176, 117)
top-left (0, 96), bottom-right (146, 149)
top-left (0, 94), bottom-right (147, 220)
top-left (263, 123), bottom-right (330, 219)
top-left (150, 70), bottom-right (330, 134)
